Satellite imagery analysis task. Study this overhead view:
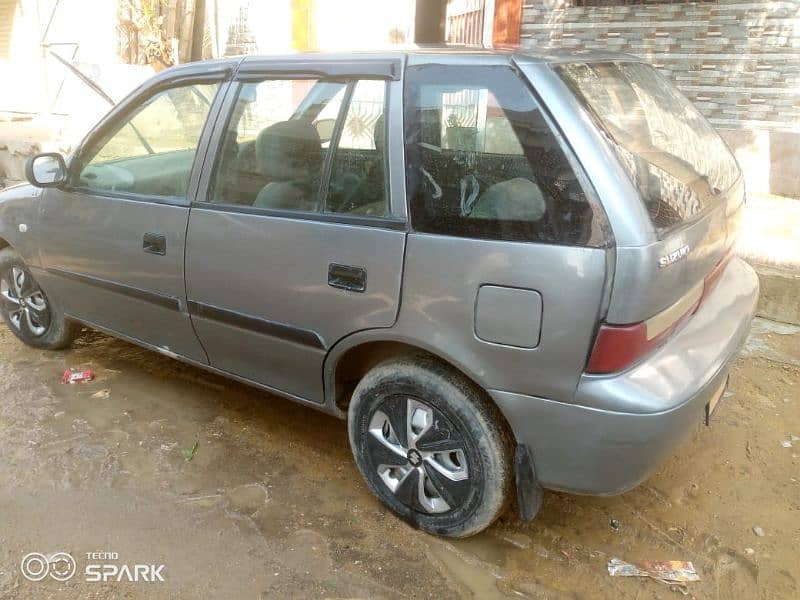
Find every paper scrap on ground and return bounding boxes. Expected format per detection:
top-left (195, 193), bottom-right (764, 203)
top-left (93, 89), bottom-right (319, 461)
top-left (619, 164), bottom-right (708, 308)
top-left (608, 558), bottom-right (700, 586)
top-left (62, 369), bottom-right (94, 384)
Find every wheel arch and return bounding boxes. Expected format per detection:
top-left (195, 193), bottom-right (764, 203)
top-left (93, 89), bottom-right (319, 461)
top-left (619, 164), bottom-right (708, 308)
top-left (331, 332), bottom-right (537, 529)
top-left (325, 332), bottom-right (508, 431)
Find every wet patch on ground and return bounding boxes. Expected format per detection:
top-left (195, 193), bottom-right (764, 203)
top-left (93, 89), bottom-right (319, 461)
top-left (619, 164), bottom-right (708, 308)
top-left (0, 319), bottom-right (797, 598)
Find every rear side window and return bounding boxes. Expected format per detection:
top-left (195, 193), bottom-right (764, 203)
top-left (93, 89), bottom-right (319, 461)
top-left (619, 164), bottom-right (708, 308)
top-left (404, 65), bottom-right (606, 247)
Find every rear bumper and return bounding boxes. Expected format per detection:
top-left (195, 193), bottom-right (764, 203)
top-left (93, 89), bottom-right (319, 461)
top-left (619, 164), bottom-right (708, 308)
top-left (490, 257), bottom-right (759, 495)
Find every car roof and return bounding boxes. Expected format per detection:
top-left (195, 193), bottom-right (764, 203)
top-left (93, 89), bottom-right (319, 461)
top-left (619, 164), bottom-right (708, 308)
top-left (238, 45), bottom-right (638, 65)
top-left (154, 44), bottom-right (638, 83)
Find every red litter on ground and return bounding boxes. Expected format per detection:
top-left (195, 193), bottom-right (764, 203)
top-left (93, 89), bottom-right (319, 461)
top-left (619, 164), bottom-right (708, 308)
top-left (62, 369), bottom-right (94, 384)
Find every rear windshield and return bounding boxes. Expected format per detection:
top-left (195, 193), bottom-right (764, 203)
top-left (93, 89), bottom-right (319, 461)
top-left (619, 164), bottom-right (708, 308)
top-left (557, 62), bottom-right (741, 236)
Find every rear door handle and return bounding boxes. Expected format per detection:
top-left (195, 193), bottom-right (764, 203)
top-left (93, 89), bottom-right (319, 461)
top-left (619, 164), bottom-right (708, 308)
top-left (328, 263), bottom-right (366, 292)
top-left (143, 232), bottom-right (166, 255)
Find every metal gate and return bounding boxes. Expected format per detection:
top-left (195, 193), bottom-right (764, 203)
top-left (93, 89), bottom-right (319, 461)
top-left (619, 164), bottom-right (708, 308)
top-left (446, 0), bottom-right (485, 45)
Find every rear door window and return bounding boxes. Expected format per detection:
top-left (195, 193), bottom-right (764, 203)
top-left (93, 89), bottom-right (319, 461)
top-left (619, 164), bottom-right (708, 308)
top-left (208, 78), bottom-right (389, 217)
top-left (557, 62), bottom-right (741, 236)
top-left (325, 80), bottom-right (389, 217)
top-left (209, 79), bottom-right (347, 210)
top-left (404, 65), bottom-right (606, 247)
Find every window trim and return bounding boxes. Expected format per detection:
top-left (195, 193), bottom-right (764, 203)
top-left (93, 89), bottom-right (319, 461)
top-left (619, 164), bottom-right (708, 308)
top-left (65, 75), bottom-right (228, 206)
top-left (237, 58), bottom-right (402, 81)
top-left (192, 202), bottom-right (407, 231)
top-left (195, 73), bottom-right (404, 230)
top-left (318, 80), bottom-right (356, 211)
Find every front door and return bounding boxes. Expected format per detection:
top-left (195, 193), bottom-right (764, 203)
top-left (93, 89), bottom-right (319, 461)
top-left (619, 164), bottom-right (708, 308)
top-left (36, 79), bottom-right (224, 363)
top-left (185, 65), bottom-right (406, 403)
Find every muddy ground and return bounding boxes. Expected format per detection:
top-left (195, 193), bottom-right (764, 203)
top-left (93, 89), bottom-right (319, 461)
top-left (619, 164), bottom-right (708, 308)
top-left (0, 318), bottom-right (797, 599)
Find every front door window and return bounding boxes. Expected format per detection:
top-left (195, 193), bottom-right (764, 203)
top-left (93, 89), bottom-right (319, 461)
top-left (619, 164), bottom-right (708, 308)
top-left (74, 82), bottom-right (219, 198)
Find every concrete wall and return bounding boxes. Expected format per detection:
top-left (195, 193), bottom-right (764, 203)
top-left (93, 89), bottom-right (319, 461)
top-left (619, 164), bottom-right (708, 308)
top-left (520, 0), bottom-right (800, 198)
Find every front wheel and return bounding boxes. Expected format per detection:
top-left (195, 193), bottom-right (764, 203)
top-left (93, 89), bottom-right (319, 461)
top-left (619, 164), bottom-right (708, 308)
top-left (0, 247), bottom-right (79, 350)
top-left (348, 356), bottom-right (513, 538)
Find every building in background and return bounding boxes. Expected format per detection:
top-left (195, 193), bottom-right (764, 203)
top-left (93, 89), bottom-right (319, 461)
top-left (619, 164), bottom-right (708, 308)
top-left (0, 0), bottom-right (417, 183)
top-left (1, 0), bottom-right (798, 198)
top-left (518, 0), bottom-right (800, 199)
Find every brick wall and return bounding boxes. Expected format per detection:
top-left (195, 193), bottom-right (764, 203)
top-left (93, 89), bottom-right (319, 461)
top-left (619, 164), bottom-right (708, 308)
top-left (520, 0), bottom-right (800, 197)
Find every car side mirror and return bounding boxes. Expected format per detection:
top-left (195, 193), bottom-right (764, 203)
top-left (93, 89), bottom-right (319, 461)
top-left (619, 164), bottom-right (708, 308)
top-left (25, 153), bottom-right (67, 188)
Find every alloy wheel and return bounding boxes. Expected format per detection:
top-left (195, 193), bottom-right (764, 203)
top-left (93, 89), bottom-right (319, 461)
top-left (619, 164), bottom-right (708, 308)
top-left (0, 266), bottom-right (51, 337)
top-left (366, 397), bottom-right (471, 514)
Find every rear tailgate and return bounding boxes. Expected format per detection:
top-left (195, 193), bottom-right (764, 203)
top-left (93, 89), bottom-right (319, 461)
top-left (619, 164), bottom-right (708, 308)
top-left (555, 60), bottom-right (745, 370)
top-left (610, 177), bottom-right (743, 325)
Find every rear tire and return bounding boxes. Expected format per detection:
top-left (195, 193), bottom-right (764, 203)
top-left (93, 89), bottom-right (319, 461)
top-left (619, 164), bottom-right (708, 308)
top-left (0, 247), bottom-right (79, 350)
top-left (348, 355), bottom-right (513, 538)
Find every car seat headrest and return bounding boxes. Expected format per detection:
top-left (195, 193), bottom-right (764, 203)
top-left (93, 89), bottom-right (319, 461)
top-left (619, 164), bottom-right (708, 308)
top-left (255, 120), bottom-right (322, 181)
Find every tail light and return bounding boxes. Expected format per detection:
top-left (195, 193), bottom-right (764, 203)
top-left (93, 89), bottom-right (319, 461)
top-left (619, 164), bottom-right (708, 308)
top-left (586, 251), bottom-right (734, 375)
top-left (699, 248), bottom-right (734, 305)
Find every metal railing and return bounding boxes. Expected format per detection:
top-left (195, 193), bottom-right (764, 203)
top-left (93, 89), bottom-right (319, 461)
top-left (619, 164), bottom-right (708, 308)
top-left (446, 0), bottom-right (486, 45)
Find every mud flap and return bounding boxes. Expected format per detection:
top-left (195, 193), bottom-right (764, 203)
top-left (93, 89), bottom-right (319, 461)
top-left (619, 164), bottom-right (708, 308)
top-left (515, 444), bottom-right (543, 522)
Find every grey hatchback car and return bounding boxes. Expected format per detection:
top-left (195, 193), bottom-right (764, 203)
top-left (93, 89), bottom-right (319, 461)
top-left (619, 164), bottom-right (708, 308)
top-left (0, 48), bottom-right (758, 537)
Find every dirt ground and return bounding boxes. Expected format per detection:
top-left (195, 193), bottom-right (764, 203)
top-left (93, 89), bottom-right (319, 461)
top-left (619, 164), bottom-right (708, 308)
top-left (0, 318), bottom-right (797, 599)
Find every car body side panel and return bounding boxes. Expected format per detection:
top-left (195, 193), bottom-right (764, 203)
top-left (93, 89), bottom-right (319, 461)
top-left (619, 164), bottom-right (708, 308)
top-left (35, 190), bottom-right (207, 362)
top-left (0, 184), bottom-right (42, 265)
top-left (185, 212), bottom-right (406, 402)
top-left (490, 256), bottom-right (759, 494)
top-left (393, 234), bottom-right (608, 403)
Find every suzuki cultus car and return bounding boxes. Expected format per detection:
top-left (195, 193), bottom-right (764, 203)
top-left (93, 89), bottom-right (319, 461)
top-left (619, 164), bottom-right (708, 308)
top-left (0, 48), bottom-right (758, 537)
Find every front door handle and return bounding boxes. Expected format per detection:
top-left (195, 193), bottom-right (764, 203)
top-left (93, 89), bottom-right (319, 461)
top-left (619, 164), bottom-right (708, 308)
top-left (143, 232), bottom-right (166, 255)
top-left (328, 263), bottom-right (366, 292)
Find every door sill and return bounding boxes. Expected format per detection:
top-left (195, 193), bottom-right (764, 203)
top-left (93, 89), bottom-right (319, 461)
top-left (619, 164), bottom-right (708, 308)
top-left (65, 316), bottom-right (334, 414)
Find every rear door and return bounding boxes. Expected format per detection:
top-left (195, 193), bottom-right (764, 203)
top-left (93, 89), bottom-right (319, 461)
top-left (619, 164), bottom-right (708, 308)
top-left (37, 77), bottom-right (226, 362)
top-left (185, 59), bottom-right (406, 403)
